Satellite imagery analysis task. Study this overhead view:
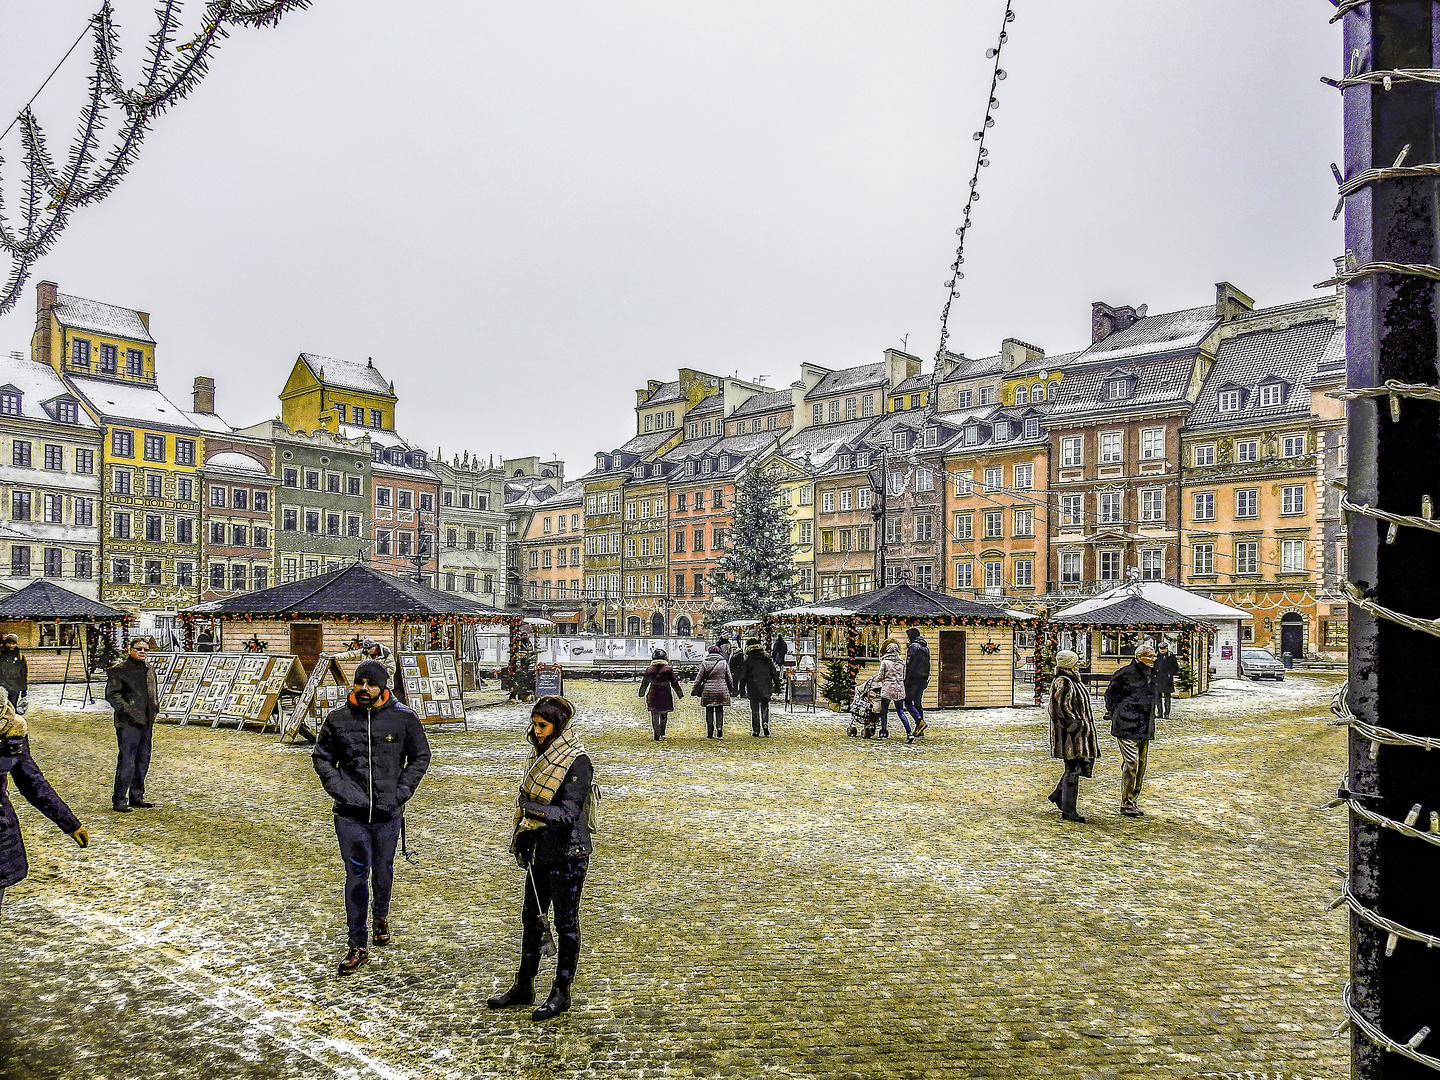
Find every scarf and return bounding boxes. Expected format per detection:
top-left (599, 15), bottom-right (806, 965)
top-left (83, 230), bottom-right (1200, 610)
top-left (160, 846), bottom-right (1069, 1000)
top-left (511, 728), bottom-right (587, 846)
top-left (0, 687), bottom-right (22, 738)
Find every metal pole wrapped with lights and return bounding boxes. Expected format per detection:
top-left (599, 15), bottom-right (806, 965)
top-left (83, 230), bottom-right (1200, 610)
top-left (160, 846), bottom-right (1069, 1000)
top-left (1324, 1), bottom-right (1440, 1075)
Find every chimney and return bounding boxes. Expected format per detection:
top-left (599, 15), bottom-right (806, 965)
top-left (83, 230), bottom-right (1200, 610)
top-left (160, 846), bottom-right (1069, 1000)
top-left (1214, 281), bottom-right (1254, 322)
top-left (34, 280), bottom-right (57, 368)
top-left (790, 381), bottom-right (810, 431)
top-left (193, 376), bottom-right (216, 414)
top-left (1000, 337), bottom-right (1044, 372)
top-left (1091, 301), bottom-right (1142, 344)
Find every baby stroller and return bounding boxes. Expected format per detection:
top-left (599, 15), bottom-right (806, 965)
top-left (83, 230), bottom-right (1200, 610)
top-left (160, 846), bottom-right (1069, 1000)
top-left (847, 673), bottom-right (884, 738)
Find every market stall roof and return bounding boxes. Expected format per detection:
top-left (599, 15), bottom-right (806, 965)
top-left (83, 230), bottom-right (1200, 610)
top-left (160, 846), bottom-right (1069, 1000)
top-left (774, 583), bottom-right (1020, 620)
top-left (1055, 580), bottom-right (1249, 622)
top-left (0, 579), bottom-right (130, 621)
top-left (1049, 595), bottom-right (1197, 627)
top-left (187, 563), bottom-right (514, 619)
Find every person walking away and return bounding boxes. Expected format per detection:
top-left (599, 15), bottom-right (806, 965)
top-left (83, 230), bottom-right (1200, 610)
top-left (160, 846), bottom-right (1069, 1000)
top-left (738, 638), bottom-right (782, 737)
top-left (900, 628), bottom-right (930, 742)
top-left (0, 635), bottom-right (28, 714)
top-left (1152, 642), bottom-right (1180, 719)
top-left (876, 640), bottom-right (907, 740)
top-left (312, 660), bottom-right (431, 974)
top-left (1046, 651), bottom-right (1099, 823)
top-left (692, 645), bottom-right (734, 739)
top-left (489, 696), bottom-right (594, 1021)
top-left (771, 633), bottom-right (788, 671)
top-left (1105, 644), bottom-right (1159, 817)
top-left (0, 686), bottom-right (88, 915)
top-left (105, 639), bottom-right (159, 812)
top-left (638, 648), bottom-right (684, 740)
top-left (727, 638), bottom-right (746, 701)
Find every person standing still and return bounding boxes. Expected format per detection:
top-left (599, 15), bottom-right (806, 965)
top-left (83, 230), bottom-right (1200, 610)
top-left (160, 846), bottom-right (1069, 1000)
top-left (1105, 644), bottom-right (1158, 817)
top-left (738, 638), bottom-right (782, 737)
top-left (771, 633), bottom-right (788, 671)
top-left (488, 696), bottom-right (593, 1021)
top-left (900, 628), bottom-right (930, 743)
top-left (312, 660), bottom-right (431, 975)
top-left (1046, 650), bottom-right (1100, 823)
top-left (106, 639), bottom-right (159, 812)
top-left (1152, 642), bottom-right (1180, 719)
top-left (0, 634), bottom-right (28, 714)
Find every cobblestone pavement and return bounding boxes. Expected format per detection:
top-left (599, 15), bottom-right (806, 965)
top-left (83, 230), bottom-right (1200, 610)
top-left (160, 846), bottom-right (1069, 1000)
top-left (1, 675), bottom-right (1346, 1080)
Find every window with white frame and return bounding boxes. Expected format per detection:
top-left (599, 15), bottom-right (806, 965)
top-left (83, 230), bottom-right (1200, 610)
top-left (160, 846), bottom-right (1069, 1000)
top-left (887, 471), bottom-right (904, 495)
top-left (953, 512), bottom-right (973, 539)
top-left (983, 510), bottom-right (1003, 538)
top-left (1014, 386), bottom-right (1029, 405)
top-left (1014, 559), bottom-right (1033, 588)
top-left (1193, 444), bottom-right (1215, 467)
top-left (1106, 378), bottom-right (1131, 401)
top-left (1236, 488), bottom-right (1258, 518)
top-left (915, 514), bottom-right (934, 541)
top-left (1060, 494), bottom-right (1083, 527)
top-left (1236, 440), bottom-right (1258, 462)
top-left (1013, 508), bottom-right (1033, 536)
top-left (797, 521), bottom-right (813, 545)
top-left (979, 386), bottom-right (996, 405)
top-left (984, 560), bottom-right (1003, 589)
top-left (838, 489), bottom-right (852, 511)
top-left (915, 468), bottom-right (934, 492)
top-left (821, 491), bottom-right (834, 512)
top-left (1281, 538), bottom-right (1305, 571)
top-left (1140, 488), bottom-right (1164, 522)
top-left (1141, 548), bottom-right (1163, 580)
top-left (1281, 484), bottom-right (1306, 514)
top-left (1140, 427), bottom-right (1164, 459)
top-left (953, 470), bottom-right (973, 496)
top-left (1193, 492), bottom-right (1215, 521)
top-left (984, 467), bottom-right (1002, 491)
top-left (1061, 436), bottom-right (1083, 467)
top-left (1013, 463), bottom-right (1033, 489)
top-left (1024, 417), bottom-right (1041, 438)
top-left (1219, 389), bottom-right (1243, 412)
top-left (1258, 382), bottom-right (1285, 407)
top-left (1099, 492), bottom-right (1122, 523)
top-left (1235, 541), bottom-right (1258, 575)
top-left (1099, 550), bottom-right (1122, 579)
top-left (955, 562), bottom-right (973, 588)
top-left (857, 487), bottom-right (871, 509)
top-left (1100, 431), bottom-right (1123, 463)
top-left (1282, 434), bottom-right (1306, 457)
top-left (1061, 551), bottom-right (1082, 583)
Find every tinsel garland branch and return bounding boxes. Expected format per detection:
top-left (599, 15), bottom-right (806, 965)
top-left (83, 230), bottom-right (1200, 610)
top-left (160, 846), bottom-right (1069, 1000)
top-left (0, 0), bottom-right (312, 316)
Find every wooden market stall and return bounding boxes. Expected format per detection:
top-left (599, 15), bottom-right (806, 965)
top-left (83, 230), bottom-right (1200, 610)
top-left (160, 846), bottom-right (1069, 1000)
top-left (182, 563), bottom-right (525, 724)
top-left (0, 580), bottom-right (132, 694)
top-left (768, 583), bottom-right (1025, 710)
top-left (1038, 594), bottom-right (1216, 703)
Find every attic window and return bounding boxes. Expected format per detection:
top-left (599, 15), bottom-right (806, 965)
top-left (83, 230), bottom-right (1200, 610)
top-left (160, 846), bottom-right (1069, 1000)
top-left (857, 451), bottom-right (870, 468)
top-left (1024, 417), bottom-right (1040, 438)
top-left (892, 431), bottom-right (907, 451)
top-left (993, 420), bottom-right (1009, 443)
top-left (1105, 377), bottom-right (1133, 401)
top-left (923, 426), bottom-right (939, 448)
top-left (0, 389), bottom-right (20, 416)
top-left (1258, 382), bottom-right (1285, 407)
top-left (964, 424), bottom-right (980, 446)
top-left (372, 445), bottom-right (385, 462)
top-left (1218, 389), bottom-right (1243, 412)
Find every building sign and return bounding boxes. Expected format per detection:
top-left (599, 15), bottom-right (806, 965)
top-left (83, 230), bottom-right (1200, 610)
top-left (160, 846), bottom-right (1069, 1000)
top-left (1220, 644), bottom-right (1233, 660)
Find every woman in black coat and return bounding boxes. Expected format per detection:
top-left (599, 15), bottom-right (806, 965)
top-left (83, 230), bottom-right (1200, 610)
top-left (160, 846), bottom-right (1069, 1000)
top-left (0, 689), bottom-right (88, 912)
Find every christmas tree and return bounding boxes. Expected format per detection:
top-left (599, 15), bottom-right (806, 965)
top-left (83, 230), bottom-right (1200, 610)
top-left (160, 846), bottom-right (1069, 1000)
top-left (510, 634), bottom-right (537, 702)
top-left (821, 655), bottom-right (855, 708)
top-left (707, 467), bottom-right (801, 624)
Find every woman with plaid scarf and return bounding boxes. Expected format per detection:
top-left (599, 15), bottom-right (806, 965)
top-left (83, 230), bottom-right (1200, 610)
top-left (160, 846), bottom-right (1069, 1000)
top-left (488, 695), bottom-right (594, 1021)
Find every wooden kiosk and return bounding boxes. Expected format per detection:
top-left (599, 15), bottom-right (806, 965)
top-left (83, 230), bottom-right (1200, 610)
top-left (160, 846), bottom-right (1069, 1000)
top-left (0, 580), bottom-right (132, 703)
top-left (768, 583), bottom-right (1025, 710)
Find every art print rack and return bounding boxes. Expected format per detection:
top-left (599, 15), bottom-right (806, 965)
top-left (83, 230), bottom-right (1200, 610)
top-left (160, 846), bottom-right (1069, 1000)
top-left (156, 652), bottom-right (307, 732)
top-left (281, 654), bottom-right (350, 743)
top-left (399, 651), bottom-right (467, 729)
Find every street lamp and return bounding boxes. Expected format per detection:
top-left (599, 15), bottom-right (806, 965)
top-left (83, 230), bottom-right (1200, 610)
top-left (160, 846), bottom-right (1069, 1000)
top-left (867, 451), bottom-right (887, 589)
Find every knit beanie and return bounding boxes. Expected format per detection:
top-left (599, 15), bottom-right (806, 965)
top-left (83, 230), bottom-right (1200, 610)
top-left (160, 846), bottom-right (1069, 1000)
top-left (355, 659), bottom-right (389, 689)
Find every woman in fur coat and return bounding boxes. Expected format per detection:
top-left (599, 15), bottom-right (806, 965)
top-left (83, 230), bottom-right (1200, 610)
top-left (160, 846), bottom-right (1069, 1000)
top-left (0, 687), bottom-right (88, 913)
top-left (874, 640), bottom-right (907, 740)
top-left (638, 649), bottom-right (684, 741)
top-left (692, 644), bottom-right (735, 739)
top-left (1046, 650), bottom-right (1101, 823)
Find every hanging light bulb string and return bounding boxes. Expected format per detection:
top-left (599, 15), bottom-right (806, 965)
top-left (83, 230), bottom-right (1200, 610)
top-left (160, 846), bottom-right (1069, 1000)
top-left (933, 0), bottom-right (1015, 369)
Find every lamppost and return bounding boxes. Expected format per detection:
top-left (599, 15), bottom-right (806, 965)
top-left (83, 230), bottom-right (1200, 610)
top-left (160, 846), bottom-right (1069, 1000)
top-left (867, 451), bottom-right (888, 589)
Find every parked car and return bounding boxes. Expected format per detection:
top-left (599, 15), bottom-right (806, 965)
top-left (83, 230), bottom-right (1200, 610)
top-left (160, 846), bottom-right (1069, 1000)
top-left (1240, 647), bottom-right (1286, 681)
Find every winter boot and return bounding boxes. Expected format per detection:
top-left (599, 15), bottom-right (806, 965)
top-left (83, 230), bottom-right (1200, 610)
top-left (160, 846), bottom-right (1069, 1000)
top-left (1059, 772), bottom-right (1085, 824)
top-left (373, 918), bottom-right (391, 946)
top-left (705, 710), bottom-right (716, 739)
top-left (487, 976), bottom-right (536, 1009)
top-left (659, 713), bottom-right (668, 737)
top-left (651, 714), bottom-right (663, 741)
top-left (338, 946), bottom-right (368, 975)
top-left (531, 981), bottom-right (571, 1021)
top-left (1047, 776), bottom-right (1064, 806)
top-left (714, 712), bottom-right (723, 740)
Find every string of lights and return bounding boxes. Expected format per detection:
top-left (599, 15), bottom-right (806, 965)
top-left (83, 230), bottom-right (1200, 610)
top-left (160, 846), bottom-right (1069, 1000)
top-left (1328, 0), bottom-right (1372, 23)
top-left (0, 0), bottom-right (311, 316)
top-left (933, 1), bottom-right (1016, 368)
top-left (1328, 144), bottom-right (1440, 219)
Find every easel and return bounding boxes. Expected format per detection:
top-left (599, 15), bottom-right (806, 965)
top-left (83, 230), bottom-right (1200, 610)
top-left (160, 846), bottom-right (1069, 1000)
top-left (57, 627), bottom-right (96, 707)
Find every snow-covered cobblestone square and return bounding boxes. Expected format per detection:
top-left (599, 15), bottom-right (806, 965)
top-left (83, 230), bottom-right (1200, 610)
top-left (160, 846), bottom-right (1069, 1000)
top-left (2, 675), bottom-right (1346, 1080)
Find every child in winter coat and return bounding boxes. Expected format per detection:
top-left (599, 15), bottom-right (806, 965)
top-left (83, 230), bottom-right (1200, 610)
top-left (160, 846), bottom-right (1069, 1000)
top-left (875, 640), bottom-right (907, 739)
top-left (639, 649), bottom-right (684, 741)
top-left (692, 644), bottom-right (735, 739)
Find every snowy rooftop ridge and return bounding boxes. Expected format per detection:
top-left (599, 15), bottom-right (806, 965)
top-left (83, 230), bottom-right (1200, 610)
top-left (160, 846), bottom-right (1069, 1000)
top-left (52, 293), bottom-right (156, 345)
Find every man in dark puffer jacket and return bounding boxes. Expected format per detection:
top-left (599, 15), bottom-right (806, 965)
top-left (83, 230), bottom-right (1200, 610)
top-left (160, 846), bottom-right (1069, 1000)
top-left (312, 660), bottom-right (431, 975)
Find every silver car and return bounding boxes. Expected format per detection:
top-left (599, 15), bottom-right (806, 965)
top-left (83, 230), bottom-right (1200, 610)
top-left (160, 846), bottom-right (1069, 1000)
top-left (1240, 646), bottom-right (1286, 681)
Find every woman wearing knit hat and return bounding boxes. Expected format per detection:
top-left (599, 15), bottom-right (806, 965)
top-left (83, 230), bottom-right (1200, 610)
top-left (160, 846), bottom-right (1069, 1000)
top-left (1046, 650), bottom-right (1100, 823)
top-left (489, 695), bottom-right (595, 1021)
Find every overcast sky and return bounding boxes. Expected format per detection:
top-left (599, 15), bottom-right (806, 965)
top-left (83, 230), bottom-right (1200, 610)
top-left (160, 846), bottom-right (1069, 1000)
top-left (0, 2), bottom-right (1342, 473)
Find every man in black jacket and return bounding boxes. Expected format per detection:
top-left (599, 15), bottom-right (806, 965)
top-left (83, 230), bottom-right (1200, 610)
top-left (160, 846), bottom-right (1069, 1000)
top-left (1105, 645), bottom-right (1158, 817)
top-left (1152, 641), bottom-right (1180, 718)
top-left (738, 639), bottom-right (782, 737)
top-left (105, 639), bottom-right (159, 812)
top-left (312, 660), bottom-right (431, 975)
top-left (0, 634), bottom-right (28, 710)
top-left (900, 628), bottom-right (931, 743)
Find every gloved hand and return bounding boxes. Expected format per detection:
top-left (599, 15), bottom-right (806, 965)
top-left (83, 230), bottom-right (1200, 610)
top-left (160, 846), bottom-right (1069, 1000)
top-left (70, 826), bottom-right (89, 848)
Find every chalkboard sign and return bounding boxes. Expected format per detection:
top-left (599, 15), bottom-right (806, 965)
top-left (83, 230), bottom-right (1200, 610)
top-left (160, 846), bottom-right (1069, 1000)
top-left (399, 652), bottom-right (467, 727)
top-left (788, 674), bottom-right (816, 710)
top-left (535, 663), bottom-right (564, 699)
top-left (157, 652), bottom-right (307, 731)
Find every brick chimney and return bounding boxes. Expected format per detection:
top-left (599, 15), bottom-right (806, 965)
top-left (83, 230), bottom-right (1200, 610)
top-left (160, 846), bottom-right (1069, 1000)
top-left (1091, 301), bottom-right (1142, 344)
top-left (193, 376), bottom-right (215, 414)
top-left (34, 280), bottom-right (57, 368)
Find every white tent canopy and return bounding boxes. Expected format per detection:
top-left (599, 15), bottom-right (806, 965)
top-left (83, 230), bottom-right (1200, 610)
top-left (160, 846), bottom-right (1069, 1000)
top-left (1055, 581), bottom-right (1249, 622)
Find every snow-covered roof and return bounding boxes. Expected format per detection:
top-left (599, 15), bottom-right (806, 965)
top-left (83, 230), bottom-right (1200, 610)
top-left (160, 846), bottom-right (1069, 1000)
top-left (805, 362), bottom-right (887, 399)
top-left (1073, 305), bottom-right (1220, 366)
top-left (300, 353), bottom-right (395, 396)
top-left (66, 375), bottom-right (200, 431)
top-left (203, 451), bottom-right (269, 476)
top-left (1054, 581), bottom-right (1250, 622)
top-left (0, 356), bottom-right (99, 428)
top-left (52, 293), bottom-right (155, 345)
top-left (343, 423), bottom-right (434, 478)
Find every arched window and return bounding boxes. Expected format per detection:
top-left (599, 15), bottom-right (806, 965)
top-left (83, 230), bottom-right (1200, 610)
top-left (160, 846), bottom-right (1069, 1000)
top-left (651, 613), bottom-right (666, 636)
top-left (676, 616), bottom-right (693, 636)
top-left (1014, 386), bottom-right (1028, 405)
top-left (1032, 383), bottom-right (1045, 401)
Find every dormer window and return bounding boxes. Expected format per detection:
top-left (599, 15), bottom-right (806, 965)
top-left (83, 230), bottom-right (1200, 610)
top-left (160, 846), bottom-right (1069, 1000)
top-left (923, 426), bottom-right (939, 448)
top-left (1218, 389), bottom-right (1243, 412)
top-left (1024, 416), bottom-right (1040, 438)
top-left (963, 423), bottom-right (981, 446)
top-left (892, 431), bottom-right (907, 452)
top-left (596, 452), bottom-right (607, 470)
top-left (857, 451), bottom-right (870, 468)
top-left (1105, 376), bottom-right (1134, 401)
top-left (372, 445), bottom-right (385, 462)
top-left (993, 420), bottom-right (1009, 443)
top-left (1257, 381), bottom-right (1286, 407)
top-left (684, 460), bottom-right (694, 476)
top-left (0, 388), bottom-right (20, 416)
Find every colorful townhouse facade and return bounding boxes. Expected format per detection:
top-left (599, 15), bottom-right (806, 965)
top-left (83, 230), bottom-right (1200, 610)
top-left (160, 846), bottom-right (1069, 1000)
top-left (433, 452), bottom-right (507, 606)
top-left (518, 480), bottom-right (585, 629)
top-left (197, 417), bottom-right (278, 601)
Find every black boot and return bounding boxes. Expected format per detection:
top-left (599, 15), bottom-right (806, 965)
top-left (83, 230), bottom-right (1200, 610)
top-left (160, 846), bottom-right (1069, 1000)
top-left (659, 714), bottom-right (668, 737)
top-left (487, 976), bottom-right (536, 1009)
top-left (714, 712), bottom-right (723, 740)
top-left (1047, 775), bottom-right (1064, 806)
top-left (1059, 771), bottom-right (1085, 823)
top-left (531, 981), bottom-right (571, 1021)
top-left (705, 710), bottom-right (716, 739)
top-left (651, 714), bottom-right (663, 741)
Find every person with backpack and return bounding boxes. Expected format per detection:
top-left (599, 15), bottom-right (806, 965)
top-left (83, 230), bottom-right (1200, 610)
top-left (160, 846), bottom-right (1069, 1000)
top-left (692, 644), bottom-right (735, 739)
top-left (489, 696), bottom-right (594, 1022)
top-left (638, 648), bottom-right (684, 740)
